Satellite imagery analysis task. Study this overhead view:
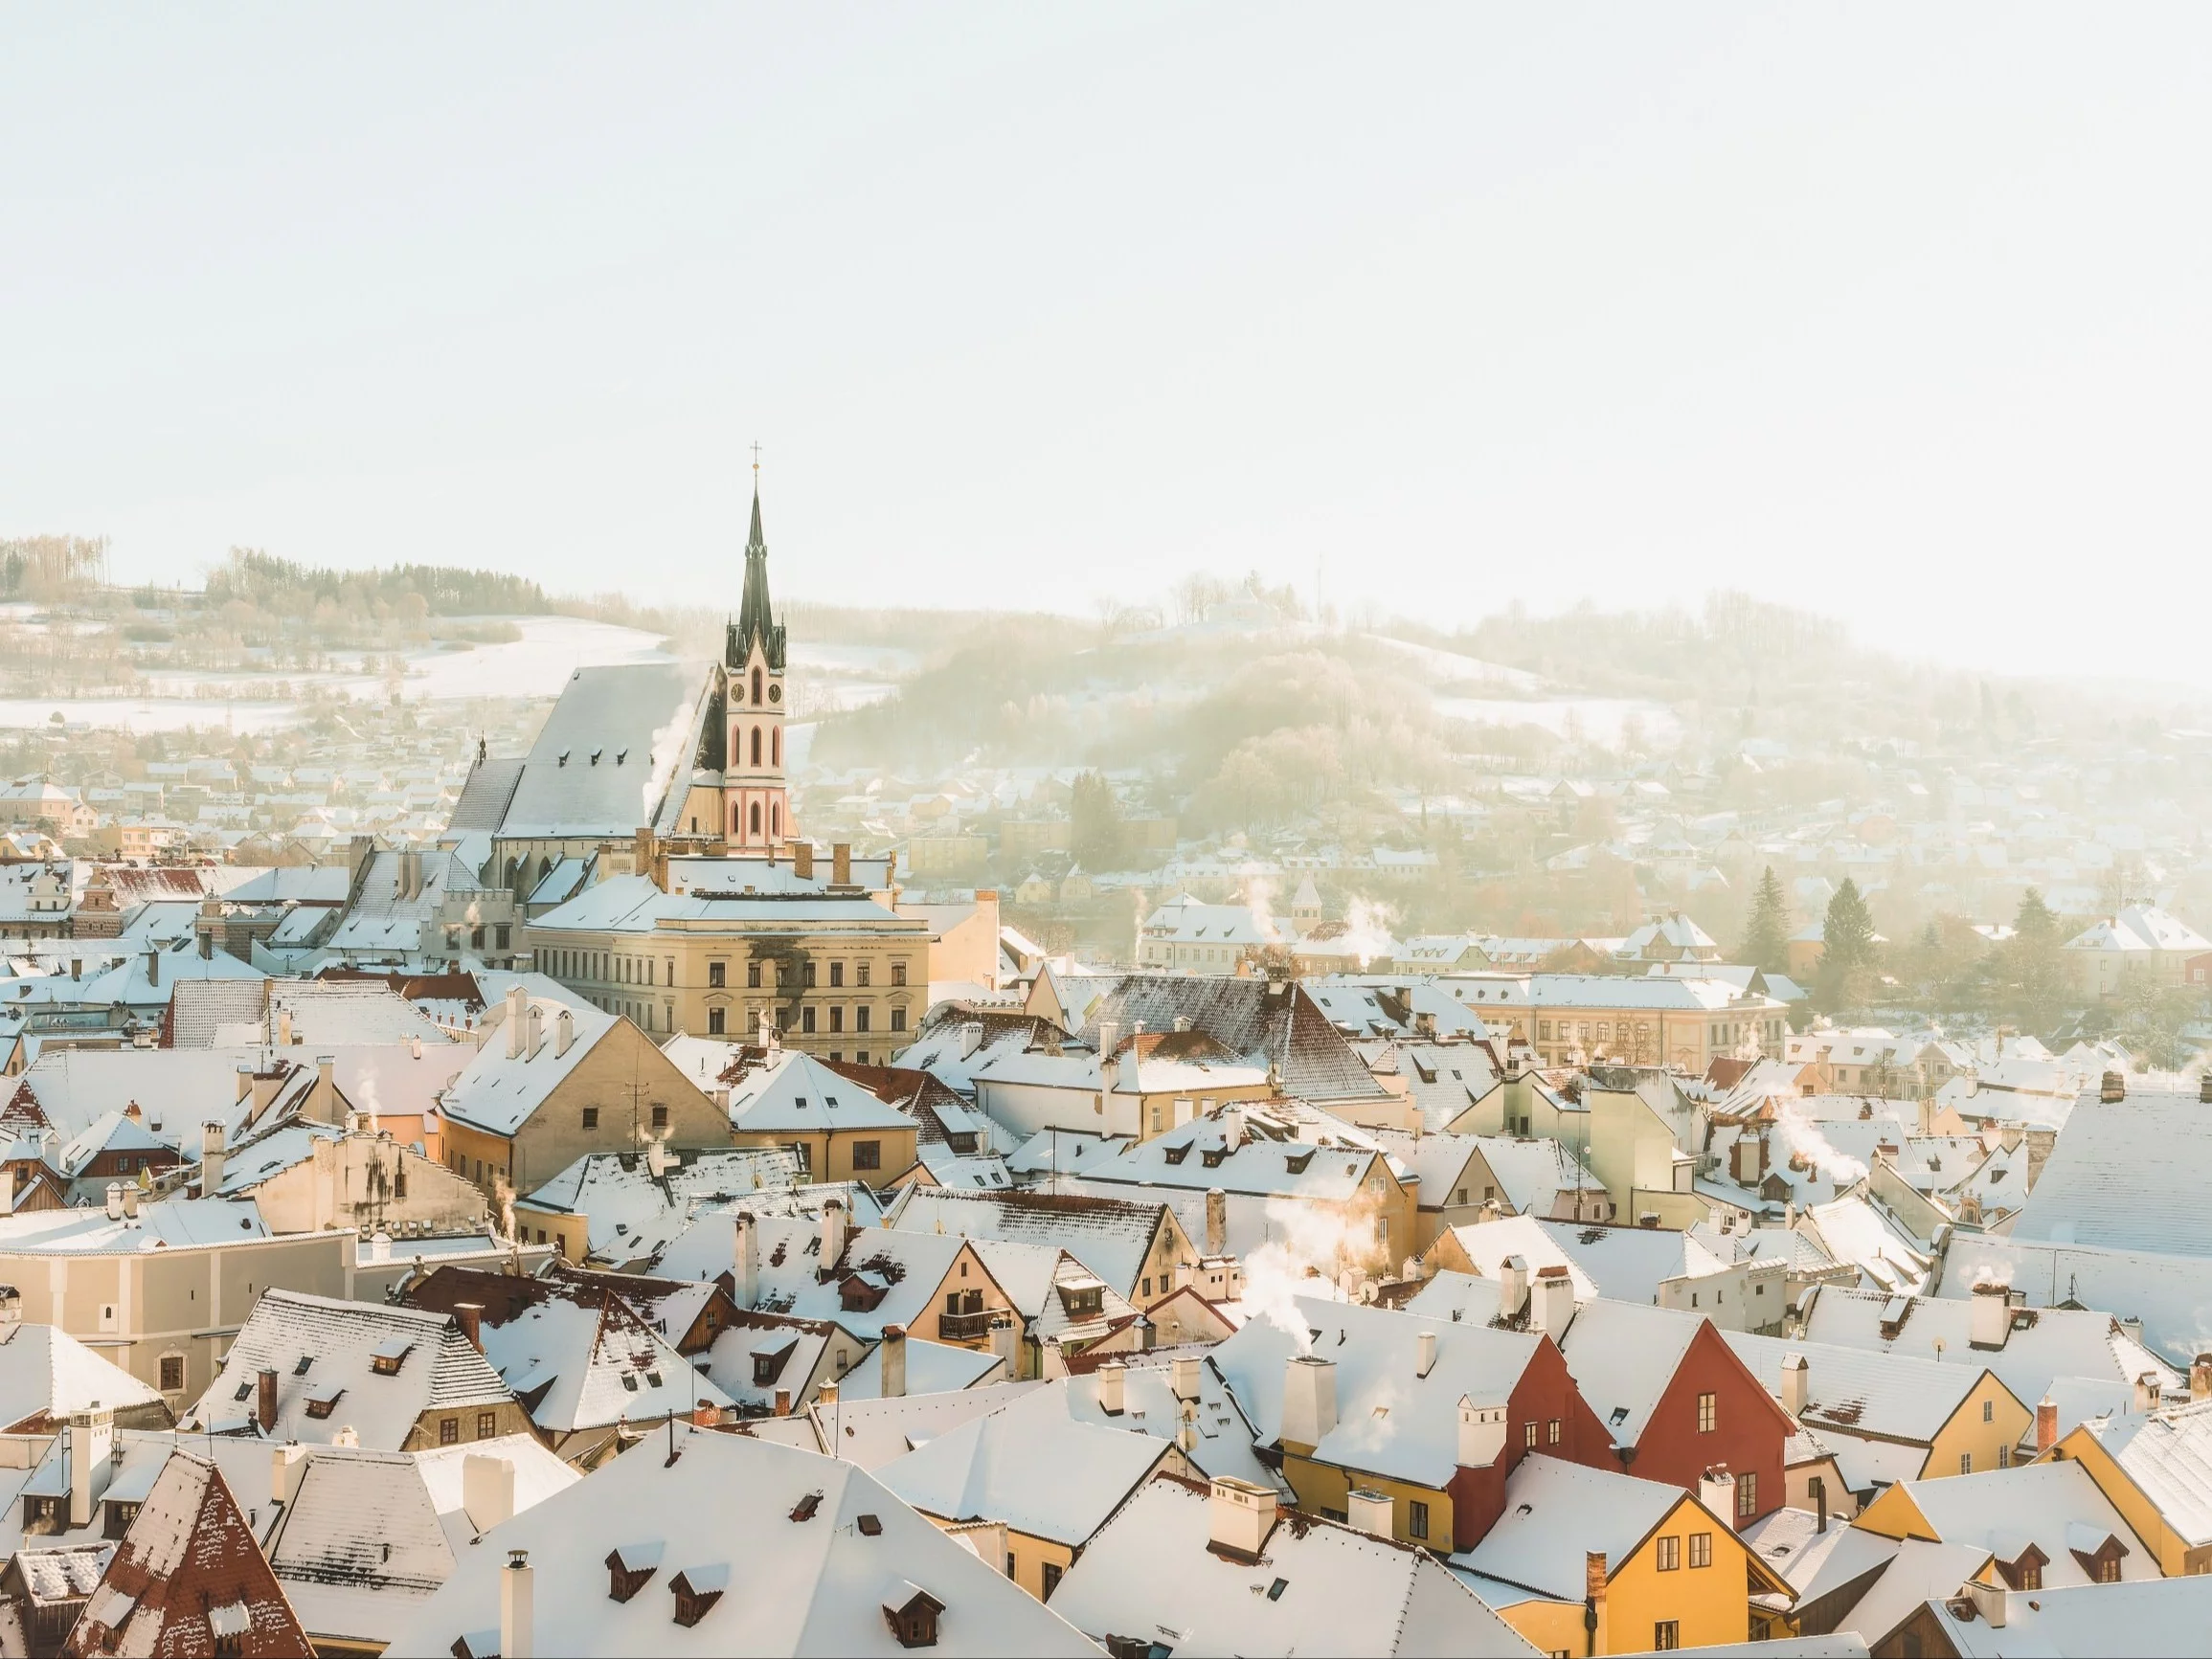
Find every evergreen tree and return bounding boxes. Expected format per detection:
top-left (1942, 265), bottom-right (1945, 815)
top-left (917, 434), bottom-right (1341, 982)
top-left (2002, 886), bottom-right (2067, 1033)
top-left (1070, 770), bottom-right (1123, 870)
top-left (1817, 878), bottom-right (1879, 1014)
top-left (1738, 865), bottom-right (1791, 975)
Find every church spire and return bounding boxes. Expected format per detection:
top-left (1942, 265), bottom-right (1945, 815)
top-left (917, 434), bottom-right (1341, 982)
top-left (729, 452), bottom-right (787, 672)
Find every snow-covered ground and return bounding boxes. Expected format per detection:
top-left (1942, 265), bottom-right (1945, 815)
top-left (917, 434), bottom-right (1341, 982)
top-left (1433, 694), bottom-right (1682, 748)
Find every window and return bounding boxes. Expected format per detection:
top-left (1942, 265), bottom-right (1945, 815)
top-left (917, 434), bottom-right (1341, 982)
top-left (581, 1107), bottom-right (599, 1131)
top-left (440, 1418), bottom-right (459, 1446)
top-left (805, 961), bottom-right (818, 988)
top-left (853, 1141), bottom-right (881, 1172)
top-left (479, 1410), bottom-right (498, 1439)
top-left (1689, 1532), bottom-right (1712, 1569)
top-left (159, 1355), bottom-right (185, 1391)
top-left (1408, 1500), bottom-right (1430, 1540)
top-left (650, 1105), bottom-right (669, 1131)
top-left (1524, 1421), bottom-right (1539, 1449)
top-left (830, 961), bottom-right (845, 988)
top-left (1546, 1418), bottom-right (1561, 1445)
top-left (1041, 1561), bottom-right (1062, 1600)
top-left (2094, 1555), bottom-right (2121, 1584)
top-left (1960, 1452), bottom-right (1975, 1475)
top-left (2018, 1559), bottom-right (2043, 1591)
top-left (891, 1007), bottom-right (907, 1032)
top-left (750, 801), bottom-right (762, 836)
top-left (497, 925), bottom-right (510, 951)
top-left (857, 1006), bottom-right (871, 1034)
top-left (1998, 1444), bottom-right (2012, 1468)
top-left (801, 1006), bottom-right (817, 1034)
top-left (708, 1007), bottom-right (725, 1036)
top-left (1697, 1392), bottom-right (1717, 1433)
top-left (1983, 1399), bottom-right (1994, 1423)
top-left (830, 1007), bottom-right (844, 1034)
top-left (1656, 1536), bottom-right (1680, 1571)
top-left (710, 962), bottom-right (726, 988)
top-left (747, 960), bottom-right (761, 988)
top-left (857, 962), bottom-right (870, 988)
top-left (1654, 1621), bottom-right (1680, 1651)
top-left (892, 962), bottom-right (908, 987)
top-left (1737, 1470), bottom-right (1757, 1518)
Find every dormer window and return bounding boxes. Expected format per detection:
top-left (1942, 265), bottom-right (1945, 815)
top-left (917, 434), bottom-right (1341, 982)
top-left (883, 1584), bottom-right (944, 1649)
top-left (605, 1542), bottom-right (663, 1603)
top-left (304, 1387), bottom-right (344, 1419)
top-left (671, 1566), bottom-right (728, 1627)
top-left (370, 1340), bottom-right (413, 1377)
top-left (1162, 1147), bottom-right (1189, 1166)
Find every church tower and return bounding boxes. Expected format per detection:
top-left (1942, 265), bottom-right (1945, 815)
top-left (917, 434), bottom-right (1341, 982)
top-left (723, 474), bottom-right (793, 852)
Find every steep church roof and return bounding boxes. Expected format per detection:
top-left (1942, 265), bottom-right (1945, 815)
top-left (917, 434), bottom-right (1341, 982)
top-left (727, 485), bottom-right (787, 673)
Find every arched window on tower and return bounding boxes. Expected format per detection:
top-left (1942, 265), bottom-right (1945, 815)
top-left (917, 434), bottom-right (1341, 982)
top-left (732, 801), bottom-right (741, 835)
top-left (771, 801), bottom-right (780, 837)
top-left (771, 728), bottom-right (779, 767)
top-left (751, 727), bottom-right (762, 767)
top-left (752, 667), bottom-right (763, 705)
top-left (750, 800), bottom-right (762, 837)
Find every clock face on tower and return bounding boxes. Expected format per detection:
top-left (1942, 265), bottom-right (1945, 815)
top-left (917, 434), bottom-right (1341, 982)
top-left (769, 684), bottom-right (781, 704)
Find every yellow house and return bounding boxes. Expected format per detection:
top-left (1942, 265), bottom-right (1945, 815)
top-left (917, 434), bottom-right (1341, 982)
top-left (2046, 1394), bottom-right (2212, 1577)
top-left (724, 1047), bottom-right (919, 1185)
top-left (1853, 1461), bottom-right (2160, 1589)
top-left (1455, 1454), bottom-right (1794, 1655)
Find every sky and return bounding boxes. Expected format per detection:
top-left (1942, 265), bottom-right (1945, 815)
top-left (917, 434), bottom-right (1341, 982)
top-left (5, 6), bottom-right (2209, 676)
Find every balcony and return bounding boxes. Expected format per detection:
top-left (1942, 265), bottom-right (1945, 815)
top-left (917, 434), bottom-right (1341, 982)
top-left (937, 1310), bottom-right (996, 1344)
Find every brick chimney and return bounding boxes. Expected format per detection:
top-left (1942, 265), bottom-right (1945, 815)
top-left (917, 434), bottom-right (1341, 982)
top-left (2035, 1395), bottom-right (2058, 1453)
top-left (794, 842), bottom-right (814, 881)
top-left (257, 1367), bottom-right (279, 1432)
top-left (832, 842), bottom-right (851, 887)
top-left (454, 1303), bottom-right (485, 1354)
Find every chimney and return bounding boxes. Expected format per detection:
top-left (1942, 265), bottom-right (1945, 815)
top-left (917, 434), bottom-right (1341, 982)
top-left (1206, 1188), bottom-right (1228, 1259)
top-left (257, 1367), bottom-right (279, 1433)
top-left (525, 1003), bottom-right (545, 1061)
top-left (2201, 1073), bottom-right (2212, 1106)
top-left (1346, 1488), bottom-right (1394, 1538)
top-left (271, 1443), bottom-right (308, 1508)
top-left (959, 1021), bottom-right (984, 1060)
top-left (506, 985), bottom-right (527, 1060)
top-left (455, 1303), bottom-right (485, 1354)
top-left (1531, 1266), bottom-right (1575, 1337)
top-left (66, 1410), bottom-right (115, 1528)
top-left (463, 1453), bottom-right (515, 1533)
top-left (0, 1167), bottom-right (13, 1216)
top-left (236, 1064), bottom-right (255, 1105)
top-left (775, 1388), bottom-right (792, 1418)
top-left (1097, 1358), bottom-right (1126, 1416)
top-left (881, 1324), bottom-right (909, 1400)
top-left (1095, 1020), bottom-right (1121, 1062)
top-left (1281, 1355), bottom-right (1338, 1447)
top-left (278, 1007), bottom-right (293, 1047)
top-left (104, 1183), bottom-right (124, 1222)
top-left (554, 1008), bottom-right (575, 1059)
top-left (1700, 1466), bottom-right (1738, 1530)
top-left (315, 1054), bottom-right (336, 1117)
top-left (1457, 1397), bottom-right (1507, 1468)
top-left (145, 946), bottom-right (159, 989)
top-left (820, 1198), bottom-right (847, 1271)
top-left (1965, 1577), bottom-right (2008, 1629)
top-left (121, 1185), bottom-right (138, 1220)
top-left (832, 843), bottom-right (851, 886)
top-left (2191, 1355), bottom-right (2212, 1401)
top-left (501, 1550), bottom-right (534, 1659)
top-left (1780, 1353), bottom-right (1809, 1419)
top-left (734, 1212), bottom-right (759, 1308)
top-left (2133, 1372), bottom-right (2163, 1415)
top-left (201, 1122), bottom-right (227, 1194)
top-left (2101, 1070), bottom-right (2126, 1103)
top-left (793, 842), bottom-right (814, 881)
top-left (1207, 1476), bottom-right (1278, 1558)
top-left (1971, 1281), bottom-right (2012, 1349)
top-left (1041, 1337), bottom-right (1068, 1379)
top-left (1585, 1550), bottom-right (1608, 1652)
top-left (1498, 1254), bottom-right (1529, 1319)
top-left (1172, 1354), bottom-right (1202, 1403)
top-left (1815, 1475), bottom-right (1829, 1535)
top-left (1416, 1330), bottom-right (1438, 1379)
top-left (2036, 1395), bottom-right (2059, 1454)
top-left (988, 1316), bottom-right (1018, 1375)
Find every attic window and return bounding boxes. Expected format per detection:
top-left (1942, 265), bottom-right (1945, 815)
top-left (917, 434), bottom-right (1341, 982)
top-left (292, 1356), bottom-right (313, 1376)
top-left (621, 1373), bottom-right (640, 1392)
top-left (233, 1381), bottom-right (253, 1401)
top-left (1285, 1151), bottom-right (1315, 1175)
top-left (1267, 1578), bottom-right (1288, 1601)
top-left (1162, 1146), bottom-right (1189, 1166)
top-left (857, 1513), bottom-right (883, 1536)
top-left (371, 1340), bottom-right (414, 1377)
top-left (670, 1566), bottom-right (728, 1627)
top-left (790, 1491), bottom-right (824, 1523)
top-left (883, 1585), bottom-right (944, 1649)
top-left (605, 1543), bottom-right (663, 1603)
top-left (304, 1387), bottom-right (344, 1419)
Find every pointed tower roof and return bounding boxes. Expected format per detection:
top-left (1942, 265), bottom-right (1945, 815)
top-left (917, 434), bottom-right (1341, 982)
top-left (729, 483), bottom-right (788, 672)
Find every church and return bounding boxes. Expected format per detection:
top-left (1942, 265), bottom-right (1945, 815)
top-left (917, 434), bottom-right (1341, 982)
top-left (448, 481), bottom-right (799, 897)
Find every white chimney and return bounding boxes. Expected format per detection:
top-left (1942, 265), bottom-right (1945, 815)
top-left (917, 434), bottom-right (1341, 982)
top-left (500, 1549), bottom-right (534, 1659)
top-left (463, 1453), bottom-right (516, 1534)
top-left (1095, 1020), bottom-right (1122, 1061)
top-left (0, 1166), bottom-right (13, 1216)
top-left (1097, 1358), bottom-right (1126, 1416)
top-left (66, 1410), bottom-right (115, 1528)
top-left (959, 1020), bottom-right (984, 1059)
top-left (103, 1183), bottom-right (124, 1222)
top-left (2133, 1372), bottom-right (2164, 1415)
top-left (1346, 1488), bottom-right (1394, 1537)
top-left (1206, 1188), bottom-right (1228, 1259)
top-left (1692, 1465), bottom-right (1738, 1530)
top-left (988, 1316), bottom-right (1019, 1374)
top-left (505, 986), bottom-right (527, 1060)
top-left (525, 1003), bottom-right (545, 1061)
top-left (1416, 1330), bottom-right (1438, 1379)
top-left (1041, 1337), bottom-right (1068, 1380)
top-left (820, 1198), bottom-right (846, 1270)
top-left (1207, 1476), bottom-right (1278, 1558)
top-left (734, 1212), bottom-right (759, 1308)
top-left (1281, 1355), bottom-right (1338, 1447)
top-left (1780, 1353), bottom-right (1809, 1419)
top-left (1171, 1354), bottom-right (1202, 1403)
top-left (1497, 1254), bottom-right (1529, 1319)
top-left (1966, 1577), bottom-right (2008, 1628)
top-left (272, 1443), bottom-right (308, 1507)
top-left (1531, 1266), bottom-right (1575, 1337)
top-left (121, 1185), bottom-right (138, 1220)
top-left (881, 1324), bottom-right (909, 1400)
top-left (1970, 1282), bottom-right (2011, 1350)
top-left (1457, 1397), bottom-right (1507, 1468)
top-left (553, 1008), bottom-right (575, 1059)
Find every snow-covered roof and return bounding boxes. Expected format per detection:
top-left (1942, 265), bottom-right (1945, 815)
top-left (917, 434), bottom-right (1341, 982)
top-left (1936, 1234), bottom-right (2212, 1369)
top-left (1906, 1577), bottom-right (2212, 1659)
top-left (837, 1337), bottom-right (1003, 1401)
top-left (1723, 1329), bottom-right (2006, 1449)
top-left (1450, 1453), bottom-right (1704, 1599)
top-left (2075, 1400), bottom-right (2212, 1550)
top-left (726, 1049), bottom-right (914, 1134)
top-left (881, 1186), bottom-right (1168, 1301)
top-left (1883, 1460), bottom-right (2158, 1586)
top-left (2011, 1084), bottom-right (2212, 1256)
top-left (382, 1427), bottom-right (1098, 1655)
top-left (437, 996), bottom-right (620, 1137)
top-left (519, 1146), bottom-right (804, 1266)
top-left (0, 1322), bottom-right (165, 1430)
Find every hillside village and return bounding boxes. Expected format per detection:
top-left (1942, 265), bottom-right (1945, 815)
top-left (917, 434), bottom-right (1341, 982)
top-left (0, 504), bottom-right (2204, 1657)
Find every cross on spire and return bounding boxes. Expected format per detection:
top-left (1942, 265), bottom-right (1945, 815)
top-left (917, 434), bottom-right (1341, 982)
top-left (751, 440), bottom-right (762, 481)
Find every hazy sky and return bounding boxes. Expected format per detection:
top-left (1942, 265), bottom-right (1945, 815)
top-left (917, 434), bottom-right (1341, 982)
top-left (6, 6), bottom-right (2209, 674)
